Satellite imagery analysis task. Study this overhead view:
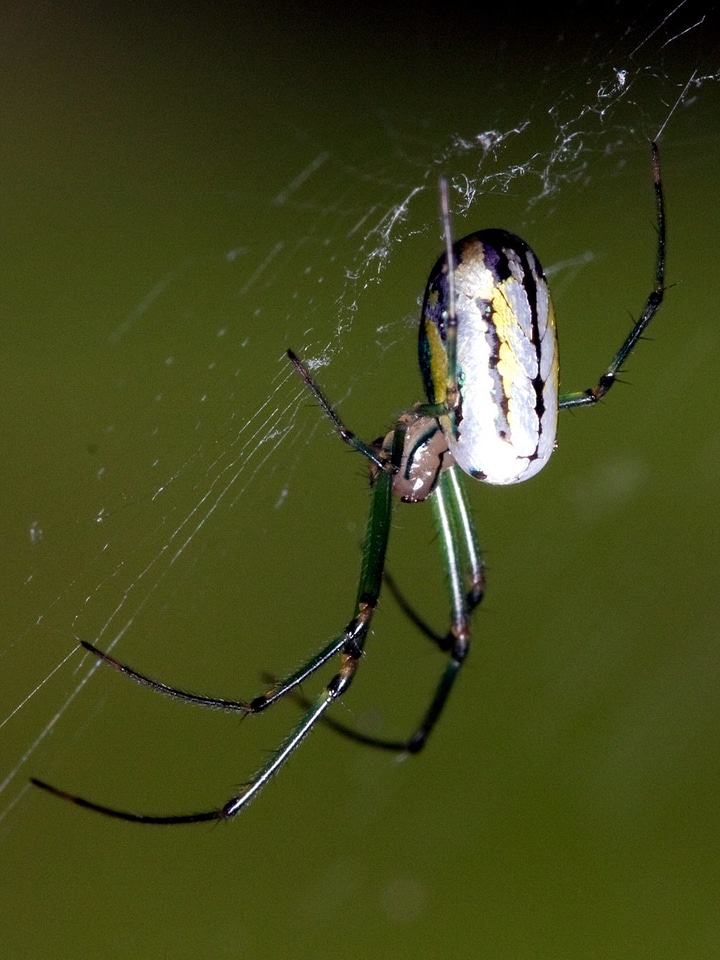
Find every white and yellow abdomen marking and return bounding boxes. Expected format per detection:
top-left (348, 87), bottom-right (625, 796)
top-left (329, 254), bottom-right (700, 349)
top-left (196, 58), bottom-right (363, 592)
top-left (419, 230), bottom-right (558, 485)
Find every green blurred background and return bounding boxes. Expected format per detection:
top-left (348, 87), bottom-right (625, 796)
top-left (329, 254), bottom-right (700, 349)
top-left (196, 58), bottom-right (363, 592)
top-left (2, 2), bottom-right (720, 957)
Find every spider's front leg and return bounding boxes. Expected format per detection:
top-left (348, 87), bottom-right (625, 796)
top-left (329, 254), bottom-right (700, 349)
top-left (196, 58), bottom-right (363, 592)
top-left (559, 141), bottom-right (665, 410)
top-left (31, 354), bottom-right (401, 824)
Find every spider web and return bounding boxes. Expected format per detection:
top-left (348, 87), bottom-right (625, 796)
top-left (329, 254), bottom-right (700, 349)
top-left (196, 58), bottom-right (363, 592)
top-left (0, 1), bottom-right (717, 830)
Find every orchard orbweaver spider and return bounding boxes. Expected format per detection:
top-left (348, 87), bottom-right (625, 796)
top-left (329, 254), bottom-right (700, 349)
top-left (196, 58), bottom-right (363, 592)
top-left (33, 143), bottom-right (665, 824)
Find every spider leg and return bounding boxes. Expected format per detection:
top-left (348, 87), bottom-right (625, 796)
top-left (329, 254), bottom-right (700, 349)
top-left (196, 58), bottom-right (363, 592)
top-left (32, 685), bottom-right (349, 824)
top-left (403, 465), bottom-right (484, 752)
top-left (49, 347), bottom-right (407, 719)
top-left (383, 569), bottom-right (445, 646)
top-left (31, 687), bottom-right (344, 824)
top-left (84, 596), bottom-right (391, 716)
top-left (559, 141), bottom-right (665, 409)
top-left (33, 618), bottom-right (373, 821)
top-left (281, 465), bottom-right (485, 754)
top-left (76, 626), bottom-right (356, 716)
top-left (78, 640), bottom-right (253, 711)
top-left (287, 349), bottom-right (388, 470)
top-left (32, 360), bottom-right (402, 823)
top-left (265, 469), bottom-right (482, 747)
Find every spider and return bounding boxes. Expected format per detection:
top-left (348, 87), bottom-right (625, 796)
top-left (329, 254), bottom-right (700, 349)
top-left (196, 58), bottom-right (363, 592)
top-left (32, 142), bottom-right (665, 824)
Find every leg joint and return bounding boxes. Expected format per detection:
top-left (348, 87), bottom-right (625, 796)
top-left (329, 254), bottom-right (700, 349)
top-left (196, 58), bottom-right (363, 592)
top-left (342, 635), bottom-right (363, 660)
top-left (328, 667), bottom-right (355, 699)
top-left (450, 630), bottom-right (470, 663)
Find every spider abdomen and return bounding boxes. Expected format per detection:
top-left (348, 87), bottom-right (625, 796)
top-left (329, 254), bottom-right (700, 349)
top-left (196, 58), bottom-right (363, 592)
top-left (419, 229), bottom-right (558, 485)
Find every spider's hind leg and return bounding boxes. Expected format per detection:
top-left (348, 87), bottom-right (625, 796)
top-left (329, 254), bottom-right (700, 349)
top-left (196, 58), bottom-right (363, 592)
top-left (280, 464), bottom-right (485, 756)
